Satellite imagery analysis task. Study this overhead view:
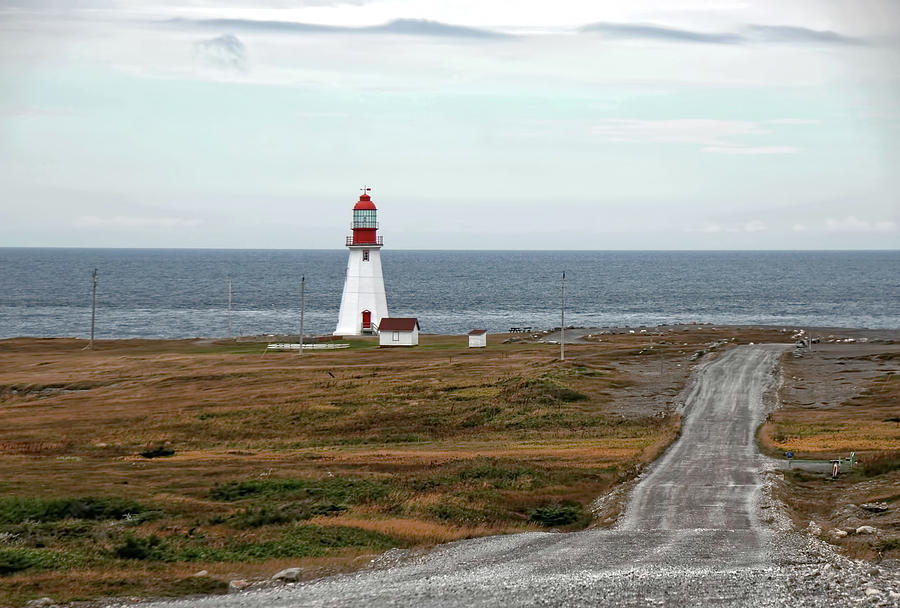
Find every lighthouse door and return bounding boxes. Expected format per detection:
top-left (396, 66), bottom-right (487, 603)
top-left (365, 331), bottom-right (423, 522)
top-left (361, 310), bottom-right (372, 330)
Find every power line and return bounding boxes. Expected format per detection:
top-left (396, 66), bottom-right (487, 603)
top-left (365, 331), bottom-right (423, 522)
top-left (561, 271), bottom-right (566, 362)
top-left (299, 275), bottom-right (305, 359)
top-left (89, 268), bottom-right (98, 350)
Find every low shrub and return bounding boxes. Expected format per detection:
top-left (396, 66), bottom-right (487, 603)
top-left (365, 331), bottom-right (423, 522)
top-left (140, 446), bottom-right (175, 458)
top-left (0, 497), bottom-right (146, 525)
top-left (226, 502), bottom-right (345, 529)
top-left (861, 451), bottom-right (900, 477)
top-left (113, 533), bottom-right (172, 561)
top-left (209, 477), bottom-right (386, 504)
top-left (530, 502), bottom-right (584, 527)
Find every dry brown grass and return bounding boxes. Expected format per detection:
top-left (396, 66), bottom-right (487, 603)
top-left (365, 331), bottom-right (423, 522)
top-left (761, 342), bottom-right (900, 562)
top-left (0, 327), bottom-right (786, 605)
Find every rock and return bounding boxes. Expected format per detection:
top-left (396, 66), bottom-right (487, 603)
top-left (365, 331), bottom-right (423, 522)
top-left (191, 570), bottom-right (208, 577)
top-left (271, 567), bottom-right (303, 583)
top-left (856, 525), bottom-right (878, 535)
top-left (807, 521), bottom-right (822, 536)
top-left (26, 599), bottom-right (54, 608)
top-left (228, 579), bottom-right (251, 593)
top-left (864, 587), bottom-right (881, 597)
top-left (860, 502), bottom-right (889, 513)
top-left (829, 529), bottom-right (848, 540)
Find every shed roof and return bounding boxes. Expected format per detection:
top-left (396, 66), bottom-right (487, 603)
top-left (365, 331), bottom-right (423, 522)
top-left (468, 329), bottom-right (487, 336)
top-left (378, 318), bottom-right (420, 331)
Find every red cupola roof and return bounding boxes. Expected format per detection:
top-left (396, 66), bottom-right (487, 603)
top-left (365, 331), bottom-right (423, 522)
top-left (354, 193), bottom-right (377, 210)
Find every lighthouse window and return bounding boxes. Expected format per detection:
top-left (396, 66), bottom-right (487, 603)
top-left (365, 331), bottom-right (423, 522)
top-left (362, 249), bottom-right (370, 261)
top-left (353, 209), bottom-right (377, 228)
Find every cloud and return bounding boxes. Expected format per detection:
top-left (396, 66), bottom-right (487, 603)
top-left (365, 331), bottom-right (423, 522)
top-left (592, 119), bottom-right (801, 154)
top-left (592, 119), bottom-right (762, 145)
top-left (697, 220), bottom-right (767, 233)
top-left (194, 33), bottom-right (247, 71)
top-left (170, 18), bottom-right (509, 39)
top-left (744, 25), bottom-right (864, 45)
top-left (765, 119), bottom-right (820, 125)
top-left (74, 216), bottom-right (202, 229)
top-left (704, 146), bottom-right (797, 155)
top-left (824, 216), bottom-right (897, 232)
top-left (579, 22), bottom-right (864, 46)
top-left (580, 22), bottom-right (742, 44)
top-left (369, 19), bottom-right (510, 38)
top-left (742, 220), bottom-right (767, 232)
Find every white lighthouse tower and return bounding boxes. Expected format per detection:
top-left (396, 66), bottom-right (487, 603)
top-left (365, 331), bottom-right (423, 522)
top-left (334, 188), bottom-right (389, 336)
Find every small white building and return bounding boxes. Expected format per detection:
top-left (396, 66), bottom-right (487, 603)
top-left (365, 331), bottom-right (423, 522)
top-left (468, 329), bottom-right (487, 348)
top-left (378, 318), bottom-right (420, 347)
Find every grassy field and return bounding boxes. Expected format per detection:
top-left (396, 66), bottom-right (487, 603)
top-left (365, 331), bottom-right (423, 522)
top-left (759, 342), bottom-right (900, 560)
top-left (0, 326), bottom-right (799, 605)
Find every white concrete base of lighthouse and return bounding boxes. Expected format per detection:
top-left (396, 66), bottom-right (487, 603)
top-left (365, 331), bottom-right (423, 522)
top-left (334, 245), bottom-right (389, 336)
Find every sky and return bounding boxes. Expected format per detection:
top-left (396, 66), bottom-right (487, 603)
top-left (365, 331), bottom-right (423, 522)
top-left (1, 0), bottom-right (898, 249)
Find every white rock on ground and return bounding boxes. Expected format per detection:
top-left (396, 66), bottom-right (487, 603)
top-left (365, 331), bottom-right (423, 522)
top-left (271, 568), bottom-right (303, 583)
top-left (855, 525), bottom-right (878, 535)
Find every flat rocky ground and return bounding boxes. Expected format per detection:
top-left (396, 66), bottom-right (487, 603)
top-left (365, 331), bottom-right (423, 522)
top-left (109, 345), bottom-right (900, 608)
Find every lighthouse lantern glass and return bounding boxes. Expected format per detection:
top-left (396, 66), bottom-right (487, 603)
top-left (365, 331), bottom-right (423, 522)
top-left (353, 209), bottom-right (377, 228)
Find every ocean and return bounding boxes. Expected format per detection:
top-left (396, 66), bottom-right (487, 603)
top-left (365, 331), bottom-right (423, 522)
top-left (0, 249), bottom-right (897, 339)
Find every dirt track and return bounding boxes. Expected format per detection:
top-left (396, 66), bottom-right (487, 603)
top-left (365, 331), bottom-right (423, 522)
top-left (112, 345), bottom-right (900, 607)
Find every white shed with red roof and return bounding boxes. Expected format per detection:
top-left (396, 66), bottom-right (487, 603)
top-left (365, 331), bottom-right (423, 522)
top-left (378, 318), bottom-right (420, 347)
top-left (467, 329), bottom-right (487, 348)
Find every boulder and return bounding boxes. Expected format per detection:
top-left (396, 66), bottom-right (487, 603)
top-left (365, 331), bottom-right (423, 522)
top-left (271, 567), bottom-right (303, 583)
top-left (828, 528), bottom-right (848, 540)
top-left (25, 599), bottom-right (54, 608)
top-left (860, 502), bottom-right (889, 513)
top-left (228, 579), bottom-right (251, 593)
top-left (191, 570), bottom-right (208, 577)
top-left (855, 525), bottom-right (877, 535)
top-left (806, 521), bottom-right (822, 536)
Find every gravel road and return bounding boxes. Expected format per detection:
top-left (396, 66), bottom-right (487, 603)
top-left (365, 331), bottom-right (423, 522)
top-left (115, 346), bottom-right (899, 607)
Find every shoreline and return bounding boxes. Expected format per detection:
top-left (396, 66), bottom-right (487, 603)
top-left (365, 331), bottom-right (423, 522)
top-left (3, 323), bottom-right (898, 344)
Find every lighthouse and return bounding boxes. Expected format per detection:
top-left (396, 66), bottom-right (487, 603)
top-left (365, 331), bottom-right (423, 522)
top-left (334, 188), bottom-right (389, 336)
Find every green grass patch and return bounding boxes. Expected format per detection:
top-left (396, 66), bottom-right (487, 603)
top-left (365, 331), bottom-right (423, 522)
top-left (222, 502), bottom-right (346, 529)
top-left (179, 525), bottom-right (400, 562)
top-left (0, 547), bottom-right (88, 575)
top-left (209, 477), bottom-right (387, 503)
top-left (0, 497), bottom-right (148, 525)
top-left (530, 501), bottom-right (586, 528)
top-left (501, 378), bottom-right (588, 405)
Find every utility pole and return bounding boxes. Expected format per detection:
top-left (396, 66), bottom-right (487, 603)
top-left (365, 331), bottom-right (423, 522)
top-left (89, 269), bottom-right (98, 350)
top-left (560, 271), bottom-right (566, 362)
top-left (298, 275), bottom-right (305, 359)
top-left (227, 277), bottom-right (233, 340)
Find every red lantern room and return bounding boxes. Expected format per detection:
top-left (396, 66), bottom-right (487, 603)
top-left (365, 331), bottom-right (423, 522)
top-left (347, 187), bottom-right (383, 246)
